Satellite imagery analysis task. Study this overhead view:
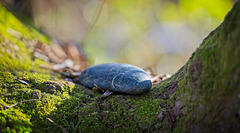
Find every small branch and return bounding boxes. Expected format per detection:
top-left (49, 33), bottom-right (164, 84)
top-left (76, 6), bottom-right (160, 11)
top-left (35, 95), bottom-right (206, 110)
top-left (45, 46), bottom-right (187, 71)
top-left (46, 117), bottom-right (68, 133)
top-left (0, 99), bottom-right (39, 109)
top-left (0, 93), bottom-right (11, 97)
top-left (15, 78), bottom-right (29, 85)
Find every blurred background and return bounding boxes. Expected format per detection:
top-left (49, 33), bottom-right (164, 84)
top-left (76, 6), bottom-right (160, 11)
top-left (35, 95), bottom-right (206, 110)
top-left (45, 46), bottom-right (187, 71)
top-left (5, 0), bottom-right (234, 74)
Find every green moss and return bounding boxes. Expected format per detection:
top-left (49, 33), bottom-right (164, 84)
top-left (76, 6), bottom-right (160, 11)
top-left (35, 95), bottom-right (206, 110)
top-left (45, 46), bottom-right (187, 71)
top-left (170, 1), bottom-right (240, 132)
top-left (31, 86), bottom-right (167, 132)
top-left (0, 3), bottom-right (72, 132)
top-left (1, 1), bottom-right (239, 132)
top-left (1, 4), bottom-right (187, 132)
top-left (0, 109), bottom-right (32, 133)
top-left (0, 5), bottom-right (49, 44)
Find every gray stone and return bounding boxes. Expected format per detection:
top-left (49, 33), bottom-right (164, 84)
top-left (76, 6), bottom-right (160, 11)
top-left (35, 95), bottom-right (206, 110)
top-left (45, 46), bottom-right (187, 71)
top-left (78, 63), bottom-right (152, 94)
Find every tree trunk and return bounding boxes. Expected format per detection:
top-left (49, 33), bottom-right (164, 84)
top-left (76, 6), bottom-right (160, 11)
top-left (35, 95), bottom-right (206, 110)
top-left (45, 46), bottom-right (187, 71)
top-left (0, 1), bottom-right (240, 133)
top-left (167, 1), bottom-right (240, 132)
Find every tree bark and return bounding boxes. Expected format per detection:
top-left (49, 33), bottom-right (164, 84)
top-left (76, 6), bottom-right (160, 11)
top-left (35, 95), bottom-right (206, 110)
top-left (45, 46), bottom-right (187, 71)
top-left (164, 1), bottom-right (240, 132)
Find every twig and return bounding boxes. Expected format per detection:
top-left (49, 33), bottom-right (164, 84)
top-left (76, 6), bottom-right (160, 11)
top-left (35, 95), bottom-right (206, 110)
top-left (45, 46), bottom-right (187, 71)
top-left (15, 79), bottom-right (29, 85)
top-left (46, 117), bottom-right (68, 133)
top-left (0, 99), bottom-right (39, 109)
top-left (0, 93), bottom-right (11, 97)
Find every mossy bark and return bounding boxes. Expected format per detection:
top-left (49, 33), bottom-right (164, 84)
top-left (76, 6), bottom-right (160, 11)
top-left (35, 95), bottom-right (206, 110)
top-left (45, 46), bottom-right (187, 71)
top-left (168, 1), bottom-right (240, 132)
top-left (0, 1), bottom-right (240, 133)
